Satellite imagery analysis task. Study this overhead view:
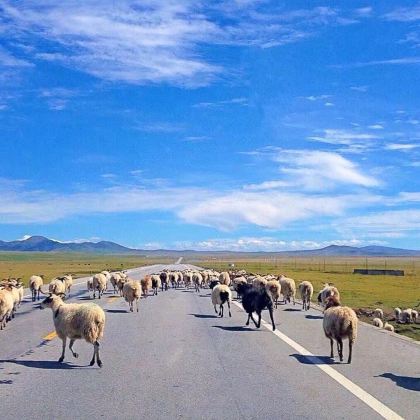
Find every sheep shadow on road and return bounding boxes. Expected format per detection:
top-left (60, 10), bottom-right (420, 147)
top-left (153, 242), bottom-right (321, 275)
top-left (377, 373), bottom-right (420, 391)
top-left (105, 309), bottom-right (128, 314)
top-left (283, 308), bottom-right (302, 312)
top-left (305, 314), bottom-right (324, 320)
top-left (290, 354), bottom-right (337, 365)
top-left (212, 325), bottom-right (257, 332)
top-left (189, 313), bottom-right (218, 319)
top-left (0, 359), bottom-right (82, 370)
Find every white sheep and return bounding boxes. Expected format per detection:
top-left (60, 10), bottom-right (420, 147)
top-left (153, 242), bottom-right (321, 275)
top-left (0, 288), bottom-right (14, 330)
top-left (411, 309), bottom-right (418, 323)
top-left (87, 277), bottom-right (94, 295)
top-left (110, 273), bottom-right (121, 294)
top-left (252, 276), bottom-right (268, 290)
top-left (219, 272), bottom-right (231, 287)
top-left (92, 273), bottom-right (107, 299)
top-left (41, 294), bottom-right (105, 367)
top-left (279, 275), bottom-right (296, 305)
top-left (383, 322), bottom-right (395, 332)
top-left (211, 284), bottom-right (232, 317)
top-left (265, 280), bottom-right (281, 309)
top-left (150, 275), bottom-right (161, 295)
top-left (401, 308), bottom-right (413, 324)
top-left (317, 283), bottom-right (340, 307)
top-left (49, 278), bottom-right (66, 296)
top-left (141, 275), bottom-right (152, 297)
top-left (193, 272), bottom-right (203, 292)
top-left (323, 296), bottom-right (358, 364)
top-left (372, 318), bottom-right (383, 328)
top-left (122, 280), bottom-right (142, 312)
top-left (298, 281), bottom-right (313, 311)
top-left (394, 307), bottom-right (401, 322)
top-left (29, 275), bottom-right (44, 301)
top-left (373, 308), bottom-right (383, 319)
top-left (63, 275), bottom-right (73, 296)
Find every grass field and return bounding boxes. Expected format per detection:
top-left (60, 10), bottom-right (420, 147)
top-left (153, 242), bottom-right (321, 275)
top-left (187, 256), bottom-right (420, 341)
top-left (0, 252), bottom-right (172, 286)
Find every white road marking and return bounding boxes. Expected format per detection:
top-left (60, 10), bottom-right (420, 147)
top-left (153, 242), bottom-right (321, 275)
top-left (231, 301), bottom-right (403, 420)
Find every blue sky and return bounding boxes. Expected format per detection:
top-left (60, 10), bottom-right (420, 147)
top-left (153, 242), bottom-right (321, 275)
top-left (0, 1), bottom-right (419, 251)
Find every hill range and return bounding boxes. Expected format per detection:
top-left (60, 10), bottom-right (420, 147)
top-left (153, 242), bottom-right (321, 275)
top-left (0, 236), bottom-right (419, 257)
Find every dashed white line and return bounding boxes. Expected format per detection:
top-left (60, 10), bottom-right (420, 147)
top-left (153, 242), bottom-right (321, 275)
top-left (231, 300), bottom-right (403, 420)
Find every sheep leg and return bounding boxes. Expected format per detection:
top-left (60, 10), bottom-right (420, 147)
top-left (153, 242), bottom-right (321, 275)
top-left (250, 313), bottom-right (259, 328)
top-left (214, 305), bottom-right (218, 314)
top-left (329, 338), bottom-right (334, 358)
top-left (348, 340), bottom-right (353, 364)
top-left (220, 304), bottom-right (224, 318)
top-left (337, 338), bottom-right (343, 361)
top-left (227, 300), bottom-right (232, 317)
top-left (58, 337), bottom-right (67, 362)
top-left (246, 313), bottom-right (251, 326)
top-left (256, 312), bottom-right (262, 328)
top-left (268, 307), bottom-right (275, 331)
top-left (136, 298), bottom-right (139, 312)
top-left (69, 339), bottom-right (79, 358)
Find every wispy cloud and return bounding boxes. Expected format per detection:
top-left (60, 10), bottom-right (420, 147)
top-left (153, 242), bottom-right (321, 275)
top-left (383, 5), bottom-right (420, 22)
top-left (193, 97), bottom-right (248, 108)
top-left (39, 87), bottom-right (78, 110)
top-left (1, 2), bottom-right (364, 87)
top-left (135, 122), bottom-right (184, 133)
top-left (308, 128), bottom-right (379, 148)
top-left (334, 57), bottom-right (420, 68)
top-left (171, 237), bottom-right (384, 252)
top-left (385, 143), bottom-right (420, 151)
top-left (0, 47), bottom-right (33, 68)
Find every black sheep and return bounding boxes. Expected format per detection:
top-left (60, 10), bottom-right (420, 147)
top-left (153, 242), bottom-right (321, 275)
top-left (237, 283), bottom-right (276, 331)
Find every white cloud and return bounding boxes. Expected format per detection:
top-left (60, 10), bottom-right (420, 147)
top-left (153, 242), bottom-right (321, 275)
top-left (193, 97), bottom-right (249, 108)
top-left (355, 7), bottom-right (373, 18)
top-left (368, 124), bottom-right (384, 130)
top-left (171, 237), bottom-right (385, 252)
top-left (350, 85), bottom-right (368, 92)
top-left (0, 47), bottom-right (33, 67)
top-left (273, 149), bottom-right (379, 190)
top-left (243, 180), bottom-right (292, 191)
top-left (308, 128), bottom-right (379, 146)
top-left (335, 57), bottom-right (420, 68)
top-left (383, 6), bottom-right (420, 22)
top-left (385, 143), bottom-right (419, 151)
top-left (1, 2), bottom-right (363, 86)
top-left (334, 210), bottom-right (420, 236)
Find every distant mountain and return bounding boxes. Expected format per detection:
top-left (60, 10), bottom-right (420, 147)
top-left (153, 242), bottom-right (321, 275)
top-left (279, 244), bottom-right (420, 257)
top-left (0, 237), bottom-right (419, 256)
top-left (0, 236), bottom-right (136, 254)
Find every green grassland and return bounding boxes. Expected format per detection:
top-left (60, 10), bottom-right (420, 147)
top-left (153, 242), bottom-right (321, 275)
top-left (0, 252), bottom-right (172, 285)
top-left (187, 256), bottom-right (420, 341)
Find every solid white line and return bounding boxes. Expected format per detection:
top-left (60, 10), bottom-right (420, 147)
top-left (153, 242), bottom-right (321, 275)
top-left (231, 301), bottom-right (403, 420)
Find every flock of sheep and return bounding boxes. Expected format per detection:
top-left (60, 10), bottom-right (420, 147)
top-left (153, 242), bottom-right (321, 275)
top-left (0, 266), bottom-right (417, 368)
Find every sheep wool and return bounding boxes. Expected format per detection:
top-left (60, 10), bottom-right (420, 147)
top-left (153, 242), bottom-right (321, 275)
top-left (41, 294), bottom-right (105, 367)
top-left (298, 281), bottom-right (314, 311)
top-left (211, 284), bottom-right (232, 317)
top-left (372, 318), bottom-right (383, 328)
top-left (122, 280), bottom-right (142, 312)
top-left (323, 296), bottom-right (357, 364)
top-left (279, 275), bottom-right (296, 305)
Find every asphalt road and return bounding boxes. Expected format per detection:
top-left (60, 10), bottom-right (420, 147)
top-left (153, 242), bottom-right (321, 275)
top-left (0, 263), bottom-right (419, 420)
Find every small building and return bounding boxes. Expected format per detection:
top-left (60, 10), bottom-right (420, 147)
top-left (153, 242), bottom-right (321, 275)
top-left (353, 269), bottom-right (404, 276)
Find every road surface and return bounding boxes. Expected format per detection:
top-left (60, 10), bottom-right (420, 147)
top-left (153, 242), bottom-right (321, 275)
top-left (0, 263), bottom-right (419, 419)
